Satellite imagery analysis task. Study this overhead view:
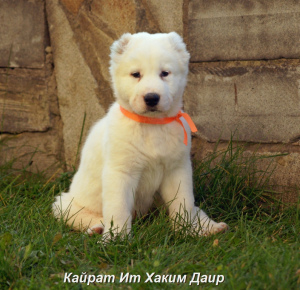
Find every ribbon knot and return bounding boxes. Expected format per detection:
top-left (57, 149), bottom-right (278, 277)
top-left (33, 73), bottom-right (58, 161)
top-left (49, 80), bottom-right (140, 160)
top-left (120, 106), bottom-right (197, 145)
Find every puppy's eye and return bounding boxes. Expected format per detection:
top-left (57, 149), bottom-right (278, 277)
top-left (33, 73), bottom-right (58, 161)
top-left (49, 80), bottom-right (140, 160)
top-left (131, 72), bottom-right (141, 78)
top-left (160, 71), bottom-right (169, 78)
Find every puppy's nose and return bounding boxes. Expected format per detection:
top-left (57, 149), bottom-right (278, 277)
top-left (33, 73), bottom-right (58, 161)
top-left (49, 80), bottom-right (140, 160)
top-left (144, 93), bottom-right (160, 107)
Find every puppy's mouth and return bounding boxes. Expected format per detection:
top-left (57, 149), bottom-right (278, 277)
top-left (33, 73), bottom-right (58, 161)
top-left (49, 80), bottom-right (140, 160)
top-left (144, 107), bottom-right (163, 114)
top-left (136, 108), bottom-right (164, 117)
top-left (148, 107), bottom-right (159, 112)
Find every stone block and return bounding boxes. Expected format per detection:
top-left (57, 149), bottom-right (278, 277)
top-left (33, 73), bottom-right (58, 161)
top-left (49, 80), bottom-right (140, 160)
top-left (146, 0), bottom-right (184, 35)
top-left (46, 0), bottom-right (106, 168)
top-left (191, 138), bottom-right (300, 204)
top-left (0, 0), bottom-right (45, 68)
top-left (60, 0), bottom-right (84, 15)
top-left (0, 132), bottom-right (64, 175)
top-left (184, 60), bottom-right (300, 143)
top-left (188, 0), bottom-right (300, 61)
top-left (0, 68), bottom-right (51, 133)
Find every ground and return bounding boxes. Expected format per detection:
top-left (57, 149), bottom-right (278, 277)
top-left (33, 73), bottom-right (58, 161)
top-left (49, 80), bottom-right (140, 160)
top-left (0, 142), bottom-right (299, 289)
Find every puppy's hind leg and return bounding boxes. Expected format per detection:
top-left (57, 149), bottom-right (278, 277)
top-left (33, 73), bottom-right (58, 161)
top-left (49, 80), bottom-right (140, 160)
top-left (52, 193), bottom-right (104, 234)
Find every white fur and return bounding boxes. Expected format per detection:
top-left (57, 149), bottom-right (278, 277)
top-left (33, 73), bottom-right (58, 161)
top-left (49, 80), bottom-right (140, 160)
top-left (52, 32), bottom-right (228, 237)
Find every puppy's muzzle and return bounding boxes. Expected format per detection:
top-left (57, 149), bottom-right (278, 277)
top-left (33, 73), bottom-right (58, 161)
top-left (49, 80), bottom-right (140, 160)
top-left (144, 93), bottom-right (160, 108)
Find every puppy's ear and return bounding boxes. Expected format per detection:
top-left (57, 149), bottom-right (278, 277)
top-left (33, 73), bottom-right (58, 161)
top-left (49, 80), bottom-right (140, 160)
top-left (110, 33), bottom-right (132, 58)
top-left (168, 32), bottom-right (190, 64)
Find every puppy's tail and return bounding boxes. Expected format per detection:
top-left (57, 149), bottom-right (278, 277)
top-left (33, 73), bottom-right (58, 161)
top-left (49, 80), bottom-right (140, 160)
top-left (52, 192), bottom-right (104, 233)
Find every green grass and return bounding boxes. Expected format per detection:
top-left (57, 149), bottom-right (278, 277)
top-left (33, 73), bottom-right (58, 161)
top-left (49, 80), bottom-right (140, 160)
top-left (0, 142), bottom-right (299, 289)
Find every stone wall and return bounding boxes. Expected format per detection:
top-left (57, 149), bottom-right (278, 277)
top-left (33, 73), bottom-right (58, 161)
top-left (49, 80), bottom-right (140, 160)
top-left (186, 0), bottom-right (300, 203)
top-left (0, 0), bottom-right (65, 174)
top-left (0, 0), bottom-right (299, 201)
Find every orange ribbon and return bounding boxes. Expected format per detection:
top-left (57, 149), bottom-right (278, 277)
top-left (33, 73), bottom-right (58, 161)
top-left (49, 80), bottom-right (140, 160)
top-left (120, 106), bottom-right (197, 145)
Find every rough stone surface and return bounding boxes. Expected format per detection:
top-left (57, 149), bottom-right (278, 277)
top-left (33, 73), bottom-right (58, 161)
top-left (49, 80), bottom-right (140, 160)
top-left (185, 60), bottom-right (300, 143)
top-left (0, 0), bottom-right (65, 176)
top-left (0, 0), bottom-right (45, 68)
top-left (0, 68), bottom-right (51, 133)
top-left (0, 61), bottom-right (65, 175)
top-left (60, 0), bottom-right (84, 14)
top-left (0, 131), bottom-right (65, 174)
top-left (46, 0), bottom-right (106, 168)
top-left (146, 0), bottom-right (184, 35)
top-left (188, 0), bottom-right (300, 61)
top-left (191, 138), bottom-right (300, 204)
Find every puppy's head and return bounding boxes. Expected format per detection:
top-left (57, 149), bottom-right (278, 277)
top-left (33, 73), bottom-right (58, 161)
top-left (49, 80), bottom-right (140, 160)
top-left (109, 32), bottom-right (190, 117)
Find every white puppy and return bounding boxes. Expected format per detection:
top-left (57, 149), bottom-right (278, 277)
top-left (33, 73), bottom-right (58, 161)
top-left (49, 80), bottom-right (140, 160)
top-left (52, 32), bottom-right (228, 237)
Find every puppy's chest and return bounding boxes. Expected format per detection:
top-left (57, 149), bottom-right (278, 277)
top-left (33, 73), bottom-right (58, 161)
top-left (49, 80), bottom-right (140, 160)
top-left (139, 123), bottom-right (186, 158)
top-left (137, 125), bottom-right (186, 180)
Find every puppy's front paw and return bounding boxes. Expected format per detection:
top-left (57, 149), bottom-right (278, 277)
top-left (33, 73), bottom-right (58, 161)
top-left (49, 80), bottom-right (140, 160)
top-left (208, 222), bottom-right (229, 235)
top-left (210, 222), bottom-right (229, 234)
top-left (200, 222), bottom-right (229, 236)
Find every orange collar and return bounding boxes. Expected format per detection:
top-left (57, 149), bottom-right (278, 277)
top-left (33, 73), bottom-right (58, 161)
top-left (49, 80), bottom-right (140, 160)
top-left (120, 106), bottom-right (197, 145)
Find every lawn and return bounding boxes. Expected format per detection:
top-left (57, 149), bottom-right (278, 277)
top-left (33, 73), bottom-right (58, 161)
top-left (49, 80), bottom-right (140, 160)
top-left (0, 142), bottom-right (299, 289)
